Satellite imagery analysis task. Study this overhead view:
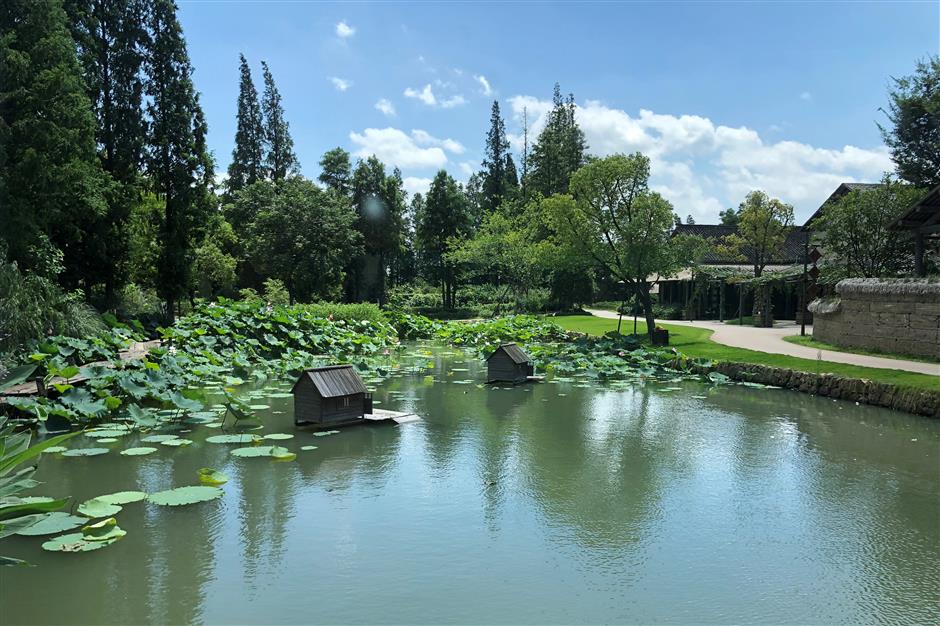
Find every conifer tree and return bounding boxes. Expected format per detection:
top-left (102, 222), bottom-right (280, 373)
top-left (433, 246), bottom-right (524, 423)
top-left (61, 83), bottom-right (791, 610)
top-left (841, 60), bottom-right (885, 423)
top-left (261, 61), bottom-right (298, 181)
top-left (318, 147), bottom-right (352, 197)
top-left (481, 100), bottom-right (511, 212)
top-left (65, 0), bottom-right (149, 305)
top-left (528, 83), bottom-right (588, 196)
top-left (144, 0), bottom-right (213, 320)
top-left (226, 53), bottom-right (264, 197)
top-left (416, 170), bottom-right (471, 309)
top-left (0, 0), bottom-right (109, 284)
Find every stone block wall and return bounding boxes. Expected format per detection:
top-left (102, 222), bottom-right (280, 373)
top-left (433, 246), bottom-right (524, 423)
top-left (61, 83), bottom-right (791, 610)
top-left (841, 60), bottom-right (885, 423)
top-left (809, 279), bottom-right (940, 359)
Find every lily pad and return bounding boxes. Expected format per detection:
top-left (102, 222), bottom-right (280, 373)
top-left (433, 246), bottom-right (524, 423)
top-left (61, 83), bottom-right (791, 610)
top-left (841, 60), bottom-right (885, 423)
top-left (248, 404), bottom-right (270, 410)
top-left (97, 491), bottom-right (148, 505)
top-left (77, 498), bottom-right (123, 518)
top-left (85, 429), bottom-right (129, 439)
top-left (42, 528), bottom-right (126, 552)
top-left (42, 446), bottom-right (68, 454)
top-left (17, 496), bottom-right (55, 504)
top-left (61, 448), bottom-right (109, 457)
top-left (230, 445), bottom-right (281, 458)
top-left (300, 445), bottom-right (318, 451)
top-left (262, 433), bottom-right (293, 440)
top-left (205, 434), bottom-right (261, 444)
top-left (147, 486), bottom-right (223, 506)
top-left (120, 447), bottom-right (158, 456)
top-left (95, 437), bottom-right (119, 444)
top-left (197, 468), bottom-right (228, 486)
top-left (16, 513), bottom-right (87, 536)
top-left (82, 517), bottom-right (124, 541)
top-left (267, 392), bottom-right (293, 398)
top-left (312, 430), bottom-right (340, 437)
top-left (160, 438), bottom-right (192, 447)
top-left (140, 434), bottom-right (180, 443)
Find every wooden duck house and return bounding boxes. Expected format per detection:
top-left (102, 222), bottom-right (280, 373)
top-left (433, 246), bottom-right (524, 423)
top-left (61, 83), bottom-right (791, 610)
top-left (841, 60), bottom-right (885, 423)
top-left (292, 365), bottom-right (373, 427)
top-left (486, 343), bottom-right (534, 384)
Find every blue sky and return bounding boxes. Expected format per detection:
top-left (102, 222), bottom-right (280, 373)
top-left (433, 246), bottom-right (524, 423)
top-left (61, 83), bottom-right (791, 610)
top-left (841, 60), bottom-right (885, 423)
top-left (178, 0), bottom-right (939, 222)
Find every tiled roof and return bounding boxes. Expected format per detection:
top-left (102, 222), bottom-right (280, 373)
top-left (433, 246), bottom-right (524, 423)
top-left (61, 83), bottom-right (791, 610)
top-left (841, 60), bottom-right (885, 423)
top-left (802, 182), bottom-right (884, 228)
top-left (672, 224), bottom-right (806, 264)
top-left (487, 343), bottom-right (531, 364)
top-left (294, 365), bottom-right (367, 398)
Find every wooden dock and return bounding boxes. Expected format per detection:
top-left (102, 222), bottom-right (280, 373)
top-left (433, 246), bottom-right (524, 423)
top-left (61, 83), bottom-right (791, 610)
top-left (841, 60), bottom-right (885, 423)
top-left (364, 408), bottom-right (421, 425)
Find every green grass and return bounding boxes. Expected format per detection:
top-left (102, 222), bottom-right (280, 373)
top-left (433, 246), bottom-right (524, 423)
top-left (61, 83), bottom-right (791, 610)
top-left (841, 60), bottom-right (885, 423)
top-left (783, 334), bottom-right (940, 365)
top-left (550, 314), bottom-right (940, 392)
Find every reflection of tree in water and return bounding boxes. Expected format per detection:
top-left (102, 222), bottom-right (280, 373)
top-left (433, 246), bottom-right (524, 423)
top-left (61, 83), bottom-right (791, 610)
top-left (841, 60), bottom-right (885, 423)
top-left (514, 384), bottom-right (679, 554)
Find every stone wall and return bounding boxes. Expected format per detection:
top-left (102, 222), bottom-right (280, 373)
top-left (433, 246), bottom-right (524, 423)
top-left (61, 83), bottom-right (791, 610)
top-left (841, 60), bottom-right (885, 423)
top-left (809, 278), bottom-right (940, 359)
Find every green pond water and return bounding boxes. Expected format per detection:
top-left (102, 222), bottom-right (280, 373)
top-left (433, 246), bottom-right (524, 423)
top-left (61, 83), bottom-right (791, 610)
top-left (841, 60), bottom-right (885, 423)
top-left (2, 346), bottom-right (939, 625)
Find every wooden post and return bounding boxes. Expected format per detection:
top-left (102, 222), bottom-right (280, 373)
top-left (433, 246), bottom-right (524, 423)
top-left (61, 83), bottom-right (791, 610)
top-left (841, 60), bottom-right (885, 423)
top-left (738, 284), bottom-right (744, 327)
top-left (914, 231), bottom-right (926, 277)
top-left (801, 233), bottom-right (808, 336)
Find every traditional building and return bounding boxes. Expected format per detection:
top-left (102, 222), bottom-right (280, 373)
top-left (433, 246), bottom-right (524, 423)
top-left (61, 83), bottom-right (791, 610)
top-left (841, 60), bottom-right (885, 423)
top-left (891, 185), bottom-right (940, 277)
top-left (292, 365), bottom-right (373, 427)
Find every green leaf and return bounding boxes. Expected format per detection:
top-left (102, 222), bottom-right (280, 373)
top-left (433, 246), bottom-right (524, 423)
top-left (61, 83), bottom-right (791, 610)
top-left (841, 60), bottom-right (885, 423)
top-left (61, 448), bottom-right (109, 457)
top-left (82, 517), bottom-right (124, 541)
top-left (85, 429), bottom-right (129, 439)
top-left (120, 447), bottom-right (158, 456)
top-left (205, 434), bottom-right (261, 444)
top-left (300, 446), bottom-right (318, 451)
top-left (42, 528), bottom-right (125, 552)
top-left (97, 491), bottom-right (147, 505)
top-left (160, 438), bottom-right (192, 447)
top-left (146, 486), bottom-right (223, 506)
top-left (197, 468), bottom-right (228, 486)
top-left (0, 497), bottom-right (69, 521)
top-left (140, 434), bottom-right (179, 443)
top-left (58, 366), bottom-right (80, 380)
top-left (0, 364), bottom-right (38, 392)
top-left (42, 446), bottom-right (68, 454)
top-left (15, 512), bottom-right (87, 536)
top-left (262, 433), bottom-right (293, 440)
top-left (0, 430), bottom-right (79, 477)
top-left (77, 498), bottom-right (122, 518)
top-left (230, 445), bottom-right (282, 458)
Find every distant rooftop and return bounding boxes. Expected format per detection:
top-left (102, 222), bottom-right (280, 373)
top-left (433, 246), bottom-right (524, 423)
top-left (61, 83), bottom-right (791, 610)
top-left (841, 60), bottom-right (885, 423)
top-left (802, 182), bottom-right (885, 228)
top-left (672, 223), bottom-right (806, 265)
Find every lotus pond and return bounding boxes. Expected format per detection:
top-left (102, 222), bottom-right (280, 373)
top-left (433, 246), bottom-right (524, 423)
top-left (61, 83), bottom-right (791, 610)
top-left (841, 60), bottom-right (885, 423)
top-left (2, 343), bottom-right (939, 624)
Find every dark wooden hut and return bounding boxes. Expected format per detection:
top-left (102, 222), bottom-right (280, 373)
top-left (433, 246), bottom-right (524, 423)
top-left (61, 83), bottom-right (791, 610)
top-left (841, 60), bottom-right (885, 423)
top-left (486, 343), bottom-right (533, 384)
top-left (292, 365), bottom-right (373, 427)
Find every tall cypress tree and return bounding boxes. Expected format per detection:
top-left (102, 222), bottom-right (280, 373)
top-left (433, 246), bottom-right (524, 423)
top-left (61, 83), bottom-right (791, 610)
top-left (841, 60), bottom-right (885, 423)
top-left (226, 53), bottom-right (264, 197)
top-left (318, 147), bottom-right (352, 197)
top-left (144, 0), bottom-right (213, 320)
top-left (0, 0), bottom-right (109, 284)
top-left (260, 61), bottom-right (298, 181)
top-left (65, 0), bottom-right (149, 306)
top-left (481, 100), bottom-right (510, 212)
top-left (528, 83), bottom-right (587, 197)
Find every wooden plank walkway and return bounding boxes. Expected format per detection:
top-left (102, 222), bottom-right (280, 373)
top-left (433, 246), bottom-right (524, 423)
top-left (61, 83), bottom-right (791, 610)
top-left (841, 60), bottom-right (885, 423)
top-left (364, 408), bottom-right (421, 425)
top-left (0, 339), bottom-right (162, 400)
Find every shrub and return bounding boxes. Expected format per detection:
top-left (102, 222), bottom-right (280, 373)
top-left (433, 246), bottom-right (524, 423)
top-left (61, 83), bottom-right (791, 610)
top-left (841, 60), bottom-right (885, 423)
top-left (301, 302), bottom-right (387, 324)
top-left (262, 278), bottom-right (290, 306)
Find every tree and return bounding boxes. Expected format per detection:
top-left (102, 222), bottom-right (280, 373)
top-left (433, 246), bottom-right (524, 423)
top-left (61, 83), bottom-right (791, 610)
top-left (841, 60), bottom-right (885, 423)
top-left (145, 0), bottom-right (214, 320)
top-left (318, 147), bottom-right (352, 197)
top-left (415, 170), bottom-right (471, 309)
top-left (260, 61), bottom-right (298, 181)
top-left (546, 154), bottom-right (695, 340)
top-left (718, 207), bottom-right (740, 225)
top-left (0, 0), bottom-right (110, 286)
top-left (192, 213), bottom-right (237, 298)
top-left (242, 178), bottom-right (360, 302)
top-left (528, 84), bottom-right (588, 197)
top-left (66, 0), bottom-right (149, 307)
top-left (347, 156), bottom-right (406, 304)
top-left (813, 174), bottom-right (926, 277)
top-left (721, 190), bottom-right (794, 278)
top-left (226, 53), bottom-right (264, 197)
top-left (879, 56), bottom-right (940, 189)
top-left (481, 100), bottom-right (512, 212)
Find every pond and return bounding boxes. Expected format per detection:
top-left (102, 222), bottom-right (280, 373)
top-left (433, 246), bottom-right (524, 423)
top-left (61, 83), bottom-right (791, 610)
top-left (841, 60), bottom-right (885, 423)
top-left (2, 345), bottom-right (939, 624)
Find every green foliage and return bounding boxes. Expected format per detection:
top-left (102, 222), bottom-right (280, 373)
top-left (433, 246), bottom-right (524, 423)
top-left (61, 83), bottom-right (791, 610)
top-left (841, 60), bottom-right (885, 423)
top-left (227, 53), bottom-right (265, 196)
top-left (260, 61), bottom-right (298, 180)
top-left (262, 278), bottom-right (290, 306)
top-left (416, 170), bottom-right (472, 309)
top-left (527, 83), bottom-right (587, 196)
top-left (481, 100), bottom-right (516, 212)
top-left (718, 190), bottom-right (795, 277)
top-left (812, 174), bottom-right (927, 277)
top-left (318, 147), bottom-right (353, 196)
top-left (879, 55), bottom-right (940, 189)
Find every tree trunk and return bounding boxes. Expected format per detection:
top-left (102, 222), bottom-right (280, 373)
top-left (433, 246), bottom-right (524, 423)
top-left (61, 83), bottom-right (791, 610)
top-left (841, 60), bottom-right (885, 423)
top-left (636, 283), bottom-right (656, 341)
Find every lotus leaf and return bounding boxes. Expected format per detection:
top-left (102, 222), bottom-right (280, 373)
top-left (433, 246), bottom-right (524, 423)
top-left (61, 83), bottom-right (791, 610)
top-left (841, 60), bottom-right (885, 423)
top-left (61, 448), bottom-right (109, 457)
top-left (16, 512), bottom-right (87, 536)
top-left (140, 434), bottom-right (180, 443)
top-left (42, 528), bottom-right (125, 552)
top-left (120, 447), bottom-right (158, 456)
top-left (82, 517), bottom-right (124, 541)
top-left (98, 491), bottom-right (148, 505)
top-left (42, 446), bottom-right (68, 454)
top-left (230, 445), bottom-right (282, 458)
top-left (160, 438), bottom-right (192, 447)
top-left (95, 438), bottom-right (119, 443)
top-left (147, 486), bottom-right (223, 506)
top-left (205, 434), bottom-right (261, 444)
top-left (248, 404), bottom-right (270, 410)
top-left (312, 430), bottom-right (340, 437)
top-left (77, 498), bottom-right (122, 518)
top-left (197, 468), bottom-right (228, 486)
top-left (262, 433), bottom-right (293, 440)
top-left (85, 429), bottom-right (129, 439)
top-left (300, 446), bottom-right (318, 451)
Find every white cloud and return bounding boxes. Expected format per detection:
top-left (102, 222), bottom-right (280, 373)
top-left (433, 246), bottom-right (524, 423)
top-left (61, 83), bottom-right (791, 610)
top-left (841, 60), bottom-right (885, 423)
top-left (800, 91), bottom-right (812, 101)
top-left (335, 20), bottom-right (355, 38)
top-left (403, 176), bottom-right (432, 198)
top-left (329, 77), bottom-right (352, 92)
top-left (375, 98), bottom-right (396, 117)
top-left (458, 161), bottom-right (476, 176)
top-left (404, 83), bottom-right (466, 108)
top-left (348, 127), bottom-right (463, 169)
top-left (506, 95), bottom-right (892, 222)
top-left (474, 74), bottom-right (493, 96)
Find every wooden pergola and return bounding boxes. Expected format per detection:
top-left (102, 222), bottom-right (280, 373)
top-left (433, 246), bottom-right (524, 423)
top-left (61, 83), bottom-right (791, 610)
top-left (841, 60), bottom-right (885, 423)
top-left (891, 185), bottom-right (940, 277)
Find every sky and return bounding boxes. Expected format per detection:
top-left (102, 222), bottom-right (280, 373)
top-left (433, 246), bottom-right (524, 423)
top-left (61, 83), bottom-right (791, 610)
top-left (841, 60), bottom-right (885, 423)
top-left (177, 0), bottom-right (940, 224)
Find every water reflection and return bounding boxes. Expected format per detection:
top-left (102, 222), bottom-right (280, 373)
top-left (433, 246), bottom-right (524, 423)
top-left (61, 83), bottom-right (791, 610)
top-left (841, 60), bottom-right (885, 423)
top-left (1, 349), bottom-right (938, 625)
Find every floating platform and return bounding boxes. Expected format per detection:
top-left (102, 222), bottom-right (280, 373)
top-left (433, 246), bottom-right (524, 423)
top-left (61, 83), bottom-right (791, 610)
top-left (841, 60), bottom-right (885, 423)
top-left (486, 375), bottom-right (545, 385)
top-left (297, 409), bottom-right (420, 430)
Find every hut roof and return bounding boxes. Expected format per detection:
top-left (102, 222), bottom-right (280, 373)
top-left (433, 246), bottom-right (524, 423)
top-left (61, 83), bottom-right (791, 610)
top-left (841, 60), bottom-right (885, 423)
top-left (890, 185), bottom-right (940, 238)
top-left (486, 343), bottom-right (531, 364)
top-left (671, 224), bottom-right (806, 265)
top-left (802, 182), bottom-right (885, 229)
top-left (293, 365), bottom-right (367, 398)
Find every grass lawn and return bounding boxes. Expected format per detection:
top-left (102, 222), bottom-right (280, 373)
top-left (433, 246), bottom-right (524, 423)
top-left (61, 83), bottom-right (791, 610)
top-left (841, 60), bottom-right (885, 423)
top-left (550, 314), bottom-right (940, 392)
top-left (783, 334), bottom-right (940, 365)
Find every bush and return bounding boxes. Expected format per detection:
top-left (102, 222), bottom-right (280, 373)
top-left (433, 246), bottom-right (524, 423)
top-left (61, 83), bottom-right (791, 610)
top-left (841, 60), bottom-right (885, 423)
top-left (262, 278), bottom-right (290, 306)
top-left (301, 302), bottom-right (387, 324)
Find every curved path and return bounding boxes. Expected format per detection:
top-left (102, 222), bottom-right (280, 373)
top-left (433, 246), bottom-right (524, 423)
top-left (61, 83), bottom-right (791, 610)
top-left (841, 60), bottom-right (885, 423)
top-left (584, 309), bottom-right (939, 376)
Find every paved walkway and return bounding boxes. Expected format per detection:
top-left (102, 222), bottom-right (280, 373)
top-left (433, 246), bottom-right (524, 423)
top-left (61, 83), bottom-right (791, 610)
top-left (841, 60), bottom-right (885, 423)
top-left (584, 309), bottom-right (940, 376)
